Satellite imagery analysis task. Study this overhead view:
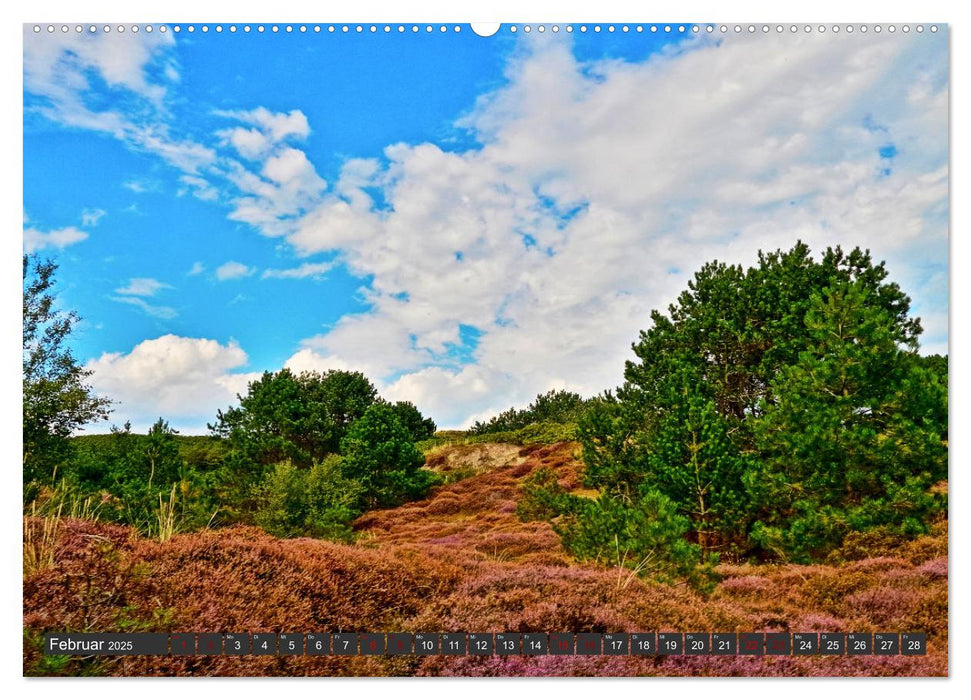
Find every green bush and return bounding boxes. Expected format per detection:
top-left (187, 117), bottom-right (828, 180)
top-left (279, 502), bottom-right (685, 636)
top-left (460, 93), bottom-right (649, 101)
top-left (389, 400), bottom-right (437, 441)
top-left (556, 489), bottom-right (712, 588)
top-left (255, 456), bottom-right (362, 542)
top-left (749, 279), bottom-right (948, 561)
top-left (517, 468), bottom-right (576, 521)
top-left (465, 421), bottom-right (578, 446)
top-left (52, 420), bottom-right (220, 535)
top-left (340, 403), bottom-right (441, 509)
top-left (468, 390), bottom-right (590, 436)
top-left (210, 368), bottom-right (379, 468)
top-left (518, 469), bottom-right (713, 589)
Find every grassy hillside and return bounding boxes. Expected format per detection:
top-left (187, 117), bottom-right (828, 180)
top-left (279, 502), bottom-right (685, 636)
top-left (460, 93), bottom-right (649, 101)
top-left (70, 433), bottom-right (231, 468)
top-left (23, 442), bottom-right (947, 677)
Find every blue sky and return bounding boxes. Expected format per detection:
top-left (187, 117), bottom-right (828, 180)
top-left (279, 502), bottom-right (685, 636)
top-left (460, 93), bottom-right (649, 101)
top-left (23, 24), bottom-right (949, 432)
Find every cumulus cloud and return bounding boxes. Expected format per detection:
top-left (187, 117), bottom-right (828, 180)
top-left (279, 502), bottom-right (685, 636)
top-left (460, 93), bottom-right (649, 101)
top-left (279, 31), bottom-right (947, 427)
top-left (215, 107), bottom-right (311, 160)
top-left (23, 225), bottom-right (88, 253)
top-left (382, 365), bottom-right (520, 429)
top-left (215, 261), bottom-right (256, 281)
top-left (208, 107), bottom-right (326, 237)
top-left (224, 146), bottom-right (326, 237)
top-left (85, 334), bottom-right (260, 432)
top-left (29, 29), bottom-right (947, 430)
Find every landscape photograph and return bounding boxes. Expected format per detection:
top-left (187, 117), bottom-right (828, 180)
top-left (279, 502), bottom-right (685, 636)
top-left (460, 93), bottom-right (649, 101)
top-left (22, 22), bottom-right (948, 677)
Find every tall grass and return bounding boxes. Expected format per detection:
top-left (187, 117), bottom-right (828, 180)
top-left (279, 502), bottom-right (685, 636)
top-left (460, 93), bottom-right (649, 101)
top-left (23, 478), bottom-right (106, 577)
top-left (29, 477), bottom-right (104, 521)
top-left (23, 502), bottom-right (62, 577)
top-left (156, 484), bottom-right (179, 543)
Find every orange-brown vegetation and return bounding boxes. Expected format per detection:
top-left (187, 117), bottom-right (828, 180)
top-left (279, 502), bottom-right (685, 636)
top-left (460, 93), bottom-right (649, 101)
top-left (23, 442), bottom-right (947, 677)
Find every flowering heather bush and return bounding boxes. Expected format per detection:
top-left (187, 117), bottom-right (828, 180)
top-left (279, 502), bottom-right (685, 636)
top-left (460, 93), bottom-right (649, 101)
top-left (918, 557), bottom-right (948, 580)
top-left (718, 576), bottom-right (771, 596)
top-left (423, 534), bottom-right (463, 547)
top-left (874, 567), bottom-right (925, 588)
top-left (23, 443), bottom-right (947, 677)
top-left (844, 587), bottom-right (922, 627)
top-left (846, 557), bottom-right (913, 573)
top-left (793, 612), bottom-right (846, 632)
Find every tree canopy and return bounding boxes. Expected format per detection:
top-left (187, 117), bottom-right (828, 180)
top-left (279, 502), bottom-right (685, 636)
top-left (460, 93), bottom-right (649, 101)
top-left (23, 255), bottom-right (111, 482)
top-left (209, 368), bottom-right (378, 468)
top-left (340, 402), bottom-right (437, 509)
top-left (469, 389), bottom-right (590, 435)
top-left (576, 242), bottom-right (947, 563)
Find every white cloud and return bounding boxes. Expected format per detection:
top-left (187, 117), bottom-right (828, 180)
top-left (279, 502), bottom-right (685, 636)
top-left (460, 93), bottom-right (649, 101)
top-left (27, 30), bottom-right (946, 430)
top-left (23, 27), bottom-right (215, 175)
top-left (81, 208), bottom-right (106, 227)
top-left (279, 31), bottom-right (947, 427)
top-left (207, 108), bottom-right (325, 237)
top-left (115, 277), bottom-right (171, 297)
top-left (122, 179), bottom-right (158, 194)
top-left (112, 277), bottom-right (176, 318)
top-left (177, 175), bottom-right (219, 202)
top-left (216, 107), bottom-right (311, 160)
top-left (225, 146), bottom-right (326, 237)
top-left (85, 335), bottom-right (260, 432)
top-left (261, 261), bottom-right (334, 280)
top-left (215, 261), bottom-right (256, 281)
top-left (188, 262), bottom-right (205, 276)
top-left (382, 365), bottom-right (520, 430)
top-left (109, 296), bottom-right (178, 320)
top-left (284, 348), bottom-right (377, 377)
top-left (23, 225), bottom-right (88, 253)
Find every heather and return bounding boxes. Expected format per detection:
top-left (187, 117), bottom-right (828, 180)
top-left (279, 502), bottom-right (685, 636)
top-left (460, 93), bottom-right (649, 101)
top-left (24, 442), bottom-right (947, 677)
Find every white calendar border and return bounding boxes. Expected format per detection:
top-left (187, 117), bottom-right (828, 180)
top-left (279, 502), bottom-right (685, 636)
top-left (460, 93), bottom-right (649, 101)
top-left (3, 0), bottom-right (962, 698)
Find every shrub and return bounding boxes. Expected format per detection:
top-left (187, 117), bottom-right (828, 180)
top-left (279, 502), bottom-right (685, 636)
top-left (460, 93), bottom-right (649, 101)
top-left (341, 403), bottom-right (440, 509)
top-left (917, 557), bottom-right (948, 580)
top-left (466, 421), bottom-right (578, 445)
top-left (845, 587), bottom-right (920, 626)
top-left (255, 456), bottom-right (362, 542)
top-left (517, 468), bottom-right (574, 522)
top-left (577, 243), bottom-right (946, 564)
top-left (719, 576), bottom-right (770, 596)
top-left (210, 368), bottom-right (378, 468)
top-left (468, 390), bottom-right (590, 436)
top-left (827, 528), bottom-right (909, 562)
top-left (556, 489), bottom-right (711, 588)
top-left (801, 570), bottom-right (874, 611)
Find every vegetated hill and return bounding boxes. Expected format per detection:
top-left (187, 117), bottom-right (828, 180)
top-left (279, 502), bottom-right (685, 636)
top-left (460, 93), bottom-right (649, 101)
top-left (70, 433), bottom-right (231, 469)
top-left (23, 442), bottom-right (947, 677)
